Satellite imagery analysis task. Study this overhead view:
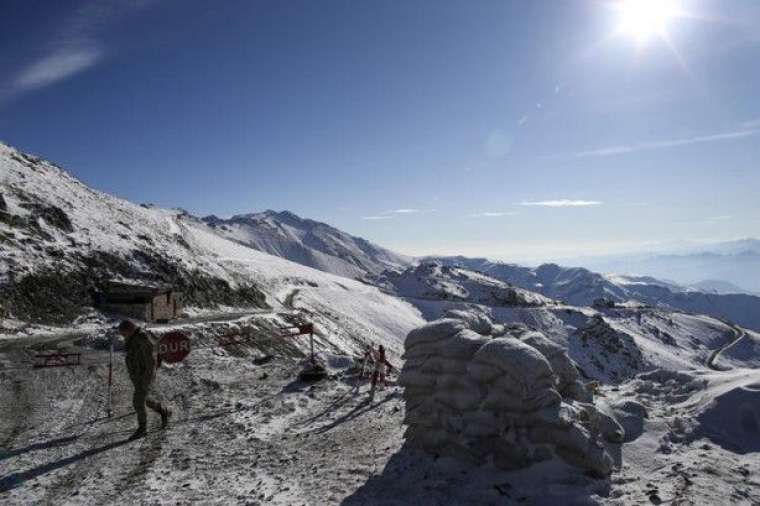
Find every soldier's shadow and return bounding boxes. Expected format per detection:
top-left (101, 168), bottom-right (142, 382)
top-left (0, 438), bottom-right (130, 492)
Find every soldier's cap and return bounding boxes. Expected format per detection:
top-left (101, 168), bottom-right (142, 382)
top-left (117, 320), bottom-right (137, 332)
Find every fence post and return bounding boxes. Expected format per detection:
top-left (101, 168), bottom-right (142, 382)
top-left (107, 335), bottom-right (114, 418)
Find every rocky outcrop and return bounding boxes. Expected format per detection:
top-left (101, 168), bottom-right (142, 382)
top-left (574, 315), bottom-right (644, 383)
top-left (400, 318), bottom-right (622, 477)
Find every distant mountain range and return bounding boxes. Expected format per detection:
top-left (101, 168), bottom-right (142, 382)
top-left (563, 239), bottom-right (760, 293)
top-left (425, 257), bottom-right (760, 331)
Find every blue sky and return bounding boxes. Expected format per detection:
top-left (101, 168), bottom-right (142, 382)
top-left (1, 0), bottom-right (759, 261)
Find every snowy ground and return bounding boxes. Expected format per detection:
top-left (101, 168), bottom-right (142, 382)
top-left (2, 316), bottom-right (759, 505)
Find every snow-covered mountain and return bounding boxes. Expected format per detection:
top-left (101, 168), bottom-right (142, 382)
top-left (203, 210), bottom-right (411, 280)
top-left (0, 142), bottom-right (423, 348)
top-left (430, 256), bottom-right (760, 331)
top-left (377, 261), bottom-right (552, 310)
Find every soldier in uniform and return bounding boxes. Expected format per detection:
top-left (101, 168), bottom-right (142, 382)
top-left (117, 320), bottom-right (172, 440)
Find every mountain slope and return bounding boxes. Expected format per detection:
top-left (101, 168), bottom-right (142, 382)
top-left (0, 142), bottom-right (423, 348)
top-left (203, 211), bottom-right (411, 280)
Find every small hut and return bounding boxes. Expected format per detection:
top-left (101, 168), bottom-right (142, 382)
top-left (98, 281), bottom-right (182, 323)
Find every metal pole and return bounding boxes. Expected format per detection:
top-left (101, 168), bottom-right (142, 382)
top-left (107, 334), bottom-right (114, 418)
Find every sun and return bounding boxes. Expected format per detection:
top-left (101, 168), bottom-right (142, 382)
top-left (615, 0), bottom-right (678, 43)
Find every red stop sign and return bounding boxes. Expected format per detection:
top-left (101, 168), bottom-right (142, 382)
top-left (158, 331), bottom-right (191, 363)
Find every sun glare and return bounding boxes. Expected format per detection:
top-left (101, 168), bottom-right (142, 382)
top-left (616, 0), bottom-right (677, 43)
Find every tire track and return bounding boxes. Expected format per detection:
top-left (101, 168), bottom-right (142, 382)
top-left (707, 325), bottom-right (747, 371)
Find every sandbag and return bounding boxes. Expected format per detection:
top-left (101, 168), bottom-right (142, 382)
top-left (404, 319), bottom-right (465, 355)
top-left (434, 387), bottom-right (480, 411)
top-left (466, 362), bottom-right (503, 383)
top-left (436, 329), bottom-right (490, 360)
top-left (421, 356), bottom-right (468, 375)
top-left (436, 373), bottom-right (482, 393)
top-left (473, 338), bottom-right (555, 386)
top-left (405, 399), bottom-right (441, 428)
top-left (462, 422), bottom-right (498, 438)
top-left (462, 410), bottom-right (503, 432)
top-left (399, 370), bottom-right (437, 390)
top-left (481, 391), bottom-right (529, 413)
top-left (444, 309), bottom-right (493, 335)
top-left (493, 375), bottom-right (554, 397)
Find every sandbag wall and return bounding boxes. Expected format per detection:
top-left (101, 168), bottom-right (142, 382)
top-left (399, 318), bottom-right (622, 477)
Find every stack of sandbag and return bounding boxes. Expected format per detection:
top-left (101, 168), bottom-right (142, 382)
top-left (399, 319), bottom-right (623, 478)
top-left (519, 330), bottom-right (592, 402)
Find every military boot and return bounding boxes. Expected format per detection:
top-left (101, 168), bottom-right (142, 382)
top-left (128, 427), bottom-right (147, 441)
top-left (161, 408), bottom-right (173, 429)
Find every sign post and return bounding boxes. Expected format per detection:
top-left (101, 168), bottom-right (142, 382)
top-left (158, 331), bottom-right (192, 363)
top-left (107, 334), bottom-right (114, 418)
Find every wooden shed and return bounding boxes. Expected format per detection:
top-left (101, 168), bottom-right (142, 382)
top-left (98, 281), bottom-right (182, 323)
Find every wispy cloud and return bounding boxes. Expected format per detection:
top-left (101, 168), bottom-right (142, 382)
top-left (2, 1), bottom-right (157, 104)
top-left (520, 200), bottom-right (602, 207)
top-left (575, 129), bottom-right (760, 158)
top-left (361, 215), bottom-right (393, 221)
top-left (386, 209), bottom-right (420, 214)
top-left (469, 211), bottom-right (517, 218)
top-left (705, 215), bottom-right (732, 224)
top-left (740, 118), bottom-right (760, 130)
top-left (14, 47), bottom-right (102, 91)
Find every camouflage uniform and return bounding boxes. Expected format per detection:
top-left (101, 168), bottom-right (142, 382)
top-left (125, 328), bottom-right (166, 430)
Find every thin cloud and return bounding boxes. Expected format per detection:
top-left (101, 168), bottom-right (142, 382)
top-left (2, 1), bottom-right (157, 104)
top-left (740, 118), bottom-right (760, 129)
top-left (15, 47), bottom-right (102, 91)
top-left (520, 200), bottom-right (602, 207)
top-left (469, 211), bottom-right (517, 218)
top-left (575, 129), bottom-right (760, 158)
top-left (705, 215), bottom-right (732, 224)
top-left (361, 215), bottom-right (393, 221)
top-left (518, 115), bottom-right (528, 126)
top-left (385, 209), bottom-right (420, 214)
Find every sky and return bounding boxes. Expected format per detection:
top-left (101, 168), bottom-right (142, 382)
top-left (1, 0), bottom-right (759, 262)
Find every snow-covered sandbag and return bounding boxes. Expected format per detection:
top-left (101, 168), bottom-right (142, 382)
top-left (444, 309), bottom-right (493, 335)
top-left (434, 388), bottom-right (481, 411)
top-left (472, 338), bottom-right (555, 388)
top-left (521, 331), bottom-right (580, 390)
top-left (404, 399), bottom-right (441, 428)
top-left (481, 391), bottom-right (529, 412)
top-left (420, 356), bottom-right (468, 375)
top-left (436, 373), bottom-right (482, 394)
top-left (436, 329), bottom-right (490, 361)
top-left (462, 410), bottom-right (502, 433)
top-left (492, 375), bottom-right (554, 397)
top-left (466, 362), bottom-right (503, 384)
top-left (399, 369), bottom-right (437, 390)
top-left (404, 319), bottom-right (466, 357)
top-left (463, 422), bottom-right (498, 438)
top-left (577, 402), bottom-right (625, 443)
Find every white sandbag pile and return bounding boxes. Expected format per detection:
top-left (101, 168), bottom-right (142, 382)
top-left (400, 318), bottom-right (622, 477)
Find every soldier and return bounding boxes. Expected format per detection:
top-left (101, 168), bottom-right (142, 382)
top-left (370, 344), bottom-right (393, 393)
top-left (117, 320), bottom-right (172, 441)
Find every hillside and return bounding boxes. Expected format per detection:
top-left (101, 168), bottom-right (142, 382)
top-left (203, 211), bottom-right (411, 281)
top-left (0, 142), bottom-right (423, 350)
